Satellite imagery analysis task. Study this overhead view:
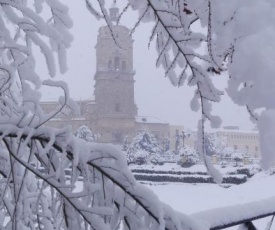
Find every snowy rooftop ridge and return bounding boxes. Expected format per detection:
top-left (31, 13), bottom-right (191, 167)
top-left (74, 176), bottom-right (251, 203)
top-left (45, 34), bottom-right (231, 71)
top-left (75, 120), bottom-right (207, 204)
top-left (205, 125), bottom-right (258, 134)
top-left (210, 129), bottom-right (259, 134)
top-left (136, 116), bottom-right (168, 124)
top-left (40, 97), bottom-right (96, 103)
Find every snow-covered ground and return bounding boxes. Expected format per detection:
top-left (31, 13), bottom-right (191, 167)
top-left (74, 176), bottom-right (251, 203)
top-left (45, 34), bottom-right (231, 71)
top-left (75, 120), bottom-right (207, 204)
top-left (145, 171), bottom-right (275, 229)
top-left (72, 161), bottom-right (275, 229)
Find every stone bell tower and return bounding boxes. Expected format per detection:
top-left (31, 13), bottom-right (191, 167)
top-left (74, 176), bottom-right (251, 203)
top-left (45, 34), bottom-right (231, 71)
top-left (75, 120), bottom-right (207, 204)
top-left (94, 4), bottom-right (137, 143)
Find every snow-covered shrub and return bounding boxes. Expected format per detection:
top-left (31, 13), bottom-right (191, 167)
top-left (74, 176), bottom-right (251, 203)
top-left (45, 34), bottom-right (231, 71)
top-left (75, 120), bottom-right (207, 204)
top-left (131, 131), bottom-right (161, 154)
top-left (205, 133), bottom-right (226, 156)
top-left (149, 154), bottom-right (165, 165)
top-left (267, 166), bottom-right (275, 175)
top-left (75, 125), bottom-right (100, 142)
top-left (222, 147), bottom-right (235, 158)
top-left (134, 173), bottom-right (247, 185)
top-left (249, 164), bottom-right (261, 175)
top-left (124, 131), bottom-right (163, 165)
top-left (220, 148), bottom-right (251, 167)
top-left (220, 160), bottom-right (227, 168)
top-left (161, 138), bottom-right (171, 152)
top-left (231, 151), bottom-right (245, 167)
top-left (134, 150), bottom-right (150, 165)
top-left (178, 146), bottom-right (200, 167)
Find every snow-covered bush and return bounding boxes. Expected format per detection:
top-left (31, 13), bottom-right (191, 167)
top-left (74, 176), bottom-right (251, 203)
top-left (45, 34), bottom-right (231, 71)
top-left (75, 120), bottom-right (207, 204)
top-left (205, 133), bottom-right (226, 156)
top-left (124, 131), bottom-right (163, 165)
top-left (131, 131), bottom-right (161, 154)
top-left (267, 166), bottom-right (275, 176)
top-left (222, 147), bottom-right (235, 159)
top-left (124, 132), bottom-right (179, 166)
top-left (75, 125), bottom-right (100, 142)
top-left (220, 160), bottom-right (227, 168)
top-left (178, 146), bottom-right (200, 167)
top-left (161, 138), bottom-right (171, 152)
top-left (133, 149), bottom-right (150, 165)
top-left (231, 151), bottom-right (245, 167)
top-left (134, 173), bottom-right (248, 185)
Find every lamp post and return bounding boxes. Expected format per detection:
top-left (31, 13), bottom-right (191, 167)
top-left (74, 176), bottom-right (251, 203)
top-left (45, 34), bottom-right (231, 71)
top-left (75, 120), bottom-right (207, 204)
top-left (181, 131), bottom-right (191, 148)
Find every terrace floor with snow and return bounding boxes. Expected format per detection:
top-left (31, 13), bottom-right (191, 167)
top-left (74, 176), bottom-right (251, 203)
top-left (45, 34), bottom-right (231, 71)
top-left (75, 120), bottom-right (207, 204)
top-left (141, 164), bottom-right (275, 229)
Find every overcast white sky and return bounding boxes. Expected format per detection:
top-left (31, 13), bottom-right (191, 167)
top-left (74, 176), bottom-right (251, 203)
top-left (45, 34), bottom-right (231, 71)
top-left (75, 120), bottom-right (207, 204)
top-left (39, 1), bottom-right (255, 131)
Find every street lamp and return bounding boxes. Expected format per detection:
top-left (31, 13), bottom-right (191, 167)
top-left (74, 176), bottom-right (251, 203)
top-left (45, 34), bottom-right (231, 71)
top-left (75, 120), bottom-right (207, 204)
top-left (181, 131), bottom-right (190, 147)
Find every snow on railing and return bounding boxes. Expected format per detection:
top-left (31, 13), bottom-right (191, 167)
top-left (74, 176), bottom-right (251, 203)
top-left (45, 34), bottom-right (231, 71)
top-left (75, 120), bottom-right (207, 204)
top-left (191, 197), bottom-right (275, 230)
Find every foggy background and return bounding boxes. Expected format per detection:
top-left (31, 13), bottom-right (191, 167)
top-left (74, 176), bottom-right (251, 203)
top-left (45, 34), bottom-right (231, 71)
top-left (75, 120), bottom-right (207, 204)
top-left (38, 1), bottom-right (254, 131)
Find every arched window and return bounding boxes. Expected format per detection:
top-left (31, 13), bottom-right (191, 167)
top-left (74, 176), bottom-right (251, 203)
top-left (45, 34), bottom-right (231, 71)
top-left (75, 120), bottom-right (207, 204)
top-left (114, 56), bottom-right (120, 70)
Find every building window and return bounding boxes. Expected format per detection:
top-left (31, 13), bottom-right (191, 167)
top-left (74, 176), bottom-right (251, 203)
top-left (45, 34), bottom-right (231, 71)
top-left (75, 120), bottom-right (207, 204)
top-left (108, 60), bottom-right (112, 69)
top-left (114, 56), bottom-right (120, 70)
top-left (175, 129), bottom-right (179, 135)
top-left (115, 103), bottom-right (120, 112)
top-left (122, 61), bottom-right (126, 70)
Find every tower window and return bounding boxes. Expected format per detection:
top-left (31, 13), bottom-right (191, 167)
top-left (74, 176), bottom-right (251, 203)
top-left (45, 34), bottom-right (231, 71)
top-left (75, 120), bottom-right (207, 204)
top-left (115, 103), bottom-right (120, 112)
top-left (108, 60), bottom-right (112, 69)
top-left (114, 56), bottom-right (120, 70)
top-left (122, 61), bottom-right (126, 70)
top-left (110, 7), bottom-right (119, 22)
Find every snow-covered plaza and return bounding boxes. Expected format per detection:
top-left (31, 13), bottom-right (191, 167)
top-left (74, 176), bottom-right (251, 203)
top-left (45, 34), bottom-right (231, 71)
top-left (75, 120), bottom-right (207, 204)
top-left (148, 171), bottom-right (275, 229)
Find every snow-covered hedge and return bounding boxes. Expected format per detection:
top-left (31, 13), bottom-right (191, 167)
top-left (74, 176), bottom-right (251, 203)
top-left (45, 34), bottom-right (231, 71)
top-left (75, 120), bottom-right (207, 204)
top-left (131, 166), bottom-right (259, 184)
top-left (134, 174), bottom-right (247, 185)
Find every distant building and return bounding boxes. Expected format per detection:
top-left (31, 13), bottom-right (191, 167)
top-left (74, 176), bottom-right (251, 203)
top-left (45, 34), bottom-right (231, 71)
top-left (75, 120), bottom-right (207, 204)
top-left (180, 126), bottom-right (260, 158)
top-left (215, 127), bottom-right (260, 158)
top-left (41, 5), bottom-right (181, 145)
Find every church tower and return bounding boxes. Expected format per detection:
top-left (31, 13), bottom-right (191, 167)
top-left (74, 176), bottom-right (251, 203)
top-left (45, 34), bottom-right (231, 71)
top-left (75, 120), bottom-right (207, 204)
top-left (94, 5), bottom-right (137, 143)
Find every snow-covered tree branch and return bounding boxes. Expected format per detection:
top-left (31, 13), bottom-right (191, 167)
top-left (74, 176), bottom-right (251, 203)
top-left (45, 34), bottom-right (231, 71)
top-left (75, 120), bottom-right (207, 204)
top-left (1, 0), bottom-right (275, 229)
top-left (0, 125), bottom-right (197, 229)
top-left (0, 1), bottom-right (197, 229)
